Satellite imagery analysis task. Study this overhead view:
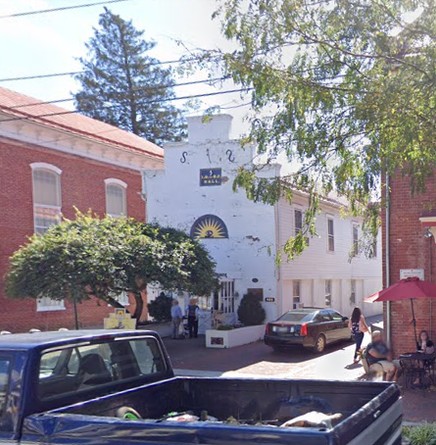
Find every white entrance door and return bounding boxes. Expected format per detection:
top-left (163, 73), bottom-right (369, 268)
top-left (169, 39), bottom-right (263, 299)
top-left (212, 279), bottom-right (237, 325)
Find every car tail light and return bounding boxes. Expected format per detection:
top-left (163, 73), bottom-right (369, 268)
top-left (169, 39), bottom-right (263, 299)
top-left (265, 324), bottom-right (271, 335)
top-left (300, 323), bottom-right (308, 336)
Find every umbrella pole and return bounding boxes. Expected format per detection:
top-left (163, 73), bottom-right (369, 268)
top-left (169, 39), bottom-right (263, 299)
top-left (410, 299), bottom-right (418, 348)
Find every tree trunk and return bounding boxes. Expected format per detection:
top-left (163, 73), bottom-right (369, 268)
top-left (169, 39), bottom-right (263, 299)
top-left (133, 291), bottom-right (144, 322)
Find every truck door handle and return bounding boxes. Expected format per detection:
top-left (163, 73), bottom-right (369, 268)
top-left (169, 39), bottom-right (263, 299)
top-left (373, 410), bottom-right (381, 419)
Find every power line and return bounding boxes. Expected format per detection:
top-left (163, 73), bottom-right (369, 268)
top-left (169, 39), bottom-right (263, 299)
top-left (0, 0), bottom-right (129, 19)
top-left (0, 72), bottom-right (79, 82)
top-left (8, 77), bottom-right (230, 110)
top-left (0, 88), bottom-right (252, 123)
top-left (0, 57), bottom-right (199, 83)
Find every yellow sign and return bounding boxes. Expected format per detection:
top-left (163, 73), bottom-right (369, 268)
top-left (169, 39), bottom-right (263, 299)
top-left (104, 308), bottom-right (136, 330)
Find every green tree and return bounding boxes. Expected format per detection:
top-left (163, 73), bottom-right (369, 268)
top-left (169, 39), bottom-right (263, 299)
top-left (74, 8), bottom-right (186, 145)
top-left (210, 0), bottom-right (436, 258)
top-left (5, 213), bottom-right (217, 324)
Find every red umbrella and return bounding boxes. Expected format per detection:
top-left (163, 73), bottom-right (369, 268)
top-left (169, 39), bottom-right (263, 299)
top-left (365, 276), bottom-right (436, 344)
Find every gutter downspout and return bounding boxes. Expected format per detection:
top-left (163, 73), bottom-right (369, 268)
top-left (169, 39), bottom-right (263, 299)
top-left (430, 234), bottom-right (433, 336)
top-left (274, 198), bottom-right (282, 320)
top-left (385, 173), bottom-right (391, 347)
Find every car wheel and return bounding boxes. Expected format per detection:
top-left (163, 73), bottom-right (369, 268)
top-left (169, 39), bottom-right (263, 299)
top-left (313, 334), bottom-right (326, 353)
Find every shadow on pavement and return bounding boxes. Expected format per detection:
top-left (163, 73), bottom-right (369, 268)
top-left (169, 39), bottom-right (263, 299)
top-left (163, 336), bottom-right (354, 373)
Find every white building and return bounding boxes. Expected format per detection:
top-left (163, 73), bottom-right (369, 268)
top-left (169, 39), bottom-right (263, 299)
top-left (143, 115), bottom-right (382, 327)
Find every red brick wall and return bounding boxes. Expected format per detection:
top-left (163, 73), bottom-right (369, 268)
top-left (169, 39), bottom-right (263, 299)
top-left (0, 137), bottom-right (148, 332)
top-left (382, 172), bottom-right (436, 354)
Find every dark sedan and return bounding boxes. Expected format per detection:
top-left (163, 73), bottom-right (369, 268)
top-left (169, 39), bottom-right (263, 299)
top-left (264, 308), bottom-right (351, 353)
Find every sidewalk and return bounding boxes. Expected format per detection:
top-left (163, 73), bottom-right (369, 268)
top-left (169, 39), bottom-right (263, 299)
top-left (162, 314), bottom-right (435, 423)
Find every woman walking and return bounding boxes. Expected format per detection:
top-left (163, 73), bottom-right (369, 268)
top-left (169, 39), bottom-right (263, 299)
top-left (349, 307), bottom-right (369, 364)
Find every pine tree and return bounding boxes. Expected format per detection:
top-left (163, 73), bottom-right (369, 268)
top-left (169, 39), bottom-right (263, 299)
top-left (74, 8), bottom-right (186, 145)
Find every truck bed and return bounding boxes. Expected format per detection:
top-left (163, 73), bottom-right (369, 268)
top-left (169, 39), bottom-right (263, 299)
top-left (23, 377), bottom-right (402, 445)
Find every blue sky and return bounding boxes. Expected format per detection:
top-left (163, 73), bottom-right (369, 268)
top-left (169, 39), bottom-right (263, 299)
top-left (0, 0), bottom-right (250, 136)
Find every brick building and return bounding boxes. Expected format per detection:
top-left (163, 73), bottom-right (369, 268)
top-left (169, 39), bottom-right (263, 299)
top-left (0, 87), bottom-right (163, 332)
top-left (383, 172), bottom-right (436, 354)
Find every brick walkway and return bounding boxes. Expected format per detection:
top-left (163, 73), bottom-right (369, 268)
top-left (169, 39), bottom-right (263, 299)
top-left (163, 330), bottom-right (436, 423)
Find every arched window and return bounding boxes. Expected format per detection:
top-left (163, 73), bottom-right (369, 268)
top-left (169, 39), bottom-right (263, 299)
top-left (30, 163), bottom-right (64, 312)
top-left (105, 179), bottom-right (127, 217)
top-left (31, 163), bottom-right (62, 234)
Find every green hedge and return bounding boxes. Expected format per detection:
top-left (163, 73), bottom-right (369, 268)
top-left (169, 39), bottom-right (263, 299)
top-left (403, 423), bottom-right (436, 445)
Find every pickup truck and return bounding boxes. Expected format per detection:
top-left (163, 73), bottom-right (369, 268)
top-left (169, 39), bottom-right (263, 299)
top-left (0, 330), bottom-right (402, 444)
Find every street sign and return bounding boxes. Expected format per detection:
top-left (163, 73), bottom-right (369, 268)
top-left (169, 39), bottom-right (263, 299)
top-left (400, 269), bottom-right (424, 280)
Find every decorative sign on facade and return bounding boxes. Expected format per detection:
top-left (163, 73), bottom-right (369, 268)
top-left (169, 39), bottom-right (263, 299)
top-left (200, 168), bottom-right (222, 186)
top-left (104, 308), bottom-right (136, 330)
top-left (400, 269), bottom-right (424, 280)
top-left (190, 214), bottom-right (229, 239)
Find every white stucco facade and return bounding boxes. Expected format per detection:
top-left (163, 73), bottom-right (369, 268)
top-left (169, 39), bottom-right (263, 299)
top-left (143, 115), bottom-right (382, 323)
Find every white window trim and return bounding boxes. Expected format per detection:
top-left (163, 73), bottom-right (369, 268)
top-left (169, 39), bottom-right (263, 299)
top-left (326, 215), bottom-right (335, 253)
top-left (294, 206), bottom-right (303, 236)
top-left (104, 178), bottom-right (127, 188)
top-left (30, 162), bottom-right (62, 175)
top-left (37, 297), bottom-right (66, 312)
top-left (31, 163), bottom-right (62, 234)
top-left (325, 279), bottom-right (332, 306)
top-left (292, 280), bottom-right (301, 309)
top-left (350, 279), bottom-right (357, 305)
top-left (352, 222), bottom-right (359, 257)
top-left (105, 178), bottom-right (127, 217)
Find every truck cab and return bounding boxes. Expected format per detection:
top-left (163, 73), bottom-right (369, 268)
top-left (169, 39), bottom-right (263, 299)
top-left (0, 330), bottom-right (172, 442)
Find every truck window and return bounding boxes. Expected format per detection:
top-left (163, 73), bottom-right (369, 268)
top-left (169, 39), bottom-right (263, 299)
top-left (130, 339), bottom-right (166, 374)
top-left (0, 357), bottom-right (11, 415)
top-left (38, 336), bottom-right (166, 401)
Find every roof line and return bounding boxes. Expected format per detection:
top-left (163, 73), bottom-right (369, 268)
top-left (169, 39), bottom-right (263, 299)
top-left (0, 105), bottom-right (163, 159)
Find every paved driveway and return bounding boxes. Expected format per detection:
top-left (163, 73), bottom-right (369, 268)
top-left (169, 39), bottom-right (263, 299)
top-left (164, 335), bottom-right (368, 380)
top-left (163, 333), bottom-right (436, 422)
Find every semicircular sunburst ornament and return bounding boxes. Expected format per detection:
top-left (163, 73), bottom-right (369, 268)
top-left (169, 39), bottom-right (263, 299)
top-left (190, 215), bottom-right (229, 240)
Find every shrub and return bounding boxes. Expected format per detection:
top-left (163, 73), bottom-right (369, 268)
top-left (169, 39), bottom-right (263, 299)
top-left (147, 292), bottom-right (172, 322)
top-left (217, 324), bottom-right (234, 331)
top-left (237, 293), bottom-right (266, 326)
top-left (403, 423), bottom-right (436, 445)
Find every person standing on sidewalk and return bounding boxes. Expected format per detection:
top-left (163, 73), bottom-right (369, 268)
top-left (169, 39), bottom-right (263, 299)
top-left (171, 299), bottom-right (183, 339)
top-left (186, 299), bottom-right (200, 338)
top-left (349, 307), bottom-right (369, 363)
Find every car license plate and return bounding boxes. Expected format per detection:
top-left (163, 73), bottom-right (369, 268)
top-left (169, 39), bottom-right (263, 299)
top-left (273, 326), bottom-right (288, 333)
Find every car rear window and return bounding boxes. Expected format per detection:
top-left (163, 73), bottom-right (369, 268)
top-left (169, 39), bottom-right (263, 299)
top-left (38, 336), bottom-right (166, 401)
top-left (277, 311), bottom-right (314, 322)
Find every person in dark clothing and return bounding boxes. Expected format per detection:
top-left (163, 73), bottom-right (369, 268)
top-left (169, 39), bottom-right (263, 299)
top-left (348, 307), bottom-right (369, 363)
top-left (186, 298), bottom-right (200, 338)
top-left (367, 331), bottom-right (400, 382)
top-left (414, 330), bottom-right (435, 385)
top-left (417, 330), bottom-right (435, 354)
